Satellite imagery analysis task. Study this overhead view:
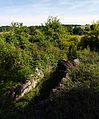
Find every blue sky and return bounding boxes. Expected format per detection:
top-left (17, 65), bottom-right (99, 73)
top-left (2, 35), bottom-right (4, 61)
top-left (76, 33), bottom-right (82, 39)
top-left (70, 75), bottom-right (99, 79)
top-left (0, 0), bottom-right (99, 25)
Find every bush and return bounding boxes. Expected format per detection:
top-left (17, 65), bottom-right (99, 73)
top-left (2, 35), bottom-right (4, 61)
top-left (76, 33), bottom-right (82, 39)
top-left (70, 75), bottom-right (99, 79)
top-left (0, 40), bottom-right (34, 82)
top-left (77, 47), bottom-right (90, 60)
top-left (78, 21), bottom-right (99, 51)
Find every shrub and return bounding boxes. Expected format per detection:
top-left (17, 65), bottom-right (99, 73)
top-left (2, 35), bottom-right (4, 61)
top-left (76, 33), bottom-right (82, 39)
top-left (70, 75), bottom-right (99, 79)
top-left (77, 47), bottom-right (90, 60)
top-left (0, 40), bottom-right (34, 82)
top-left (79, 21), bottom-right (99, 51)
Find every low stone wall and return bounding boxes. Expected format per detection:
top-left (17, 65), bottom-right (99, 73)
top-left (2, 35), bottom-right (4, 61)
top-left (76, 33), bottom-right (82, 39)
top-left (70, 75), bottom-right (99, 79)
top-left (11, 59), bottom-right (80, 101)
top-left (12, 68), bottom-right (44, 101)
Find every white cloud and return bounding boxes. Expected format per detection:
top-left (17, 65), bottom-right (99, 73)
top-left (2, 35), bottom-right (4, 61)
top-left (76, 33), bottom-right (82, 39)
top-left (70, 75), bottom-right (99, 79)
top-left (0, 15), bottom-right (99, 26)
top-left (0, 15), bottom-right (48, 26)
top-left (60, 15), bottom-right (99, 25)
top-left (0, 0), bottom-right (99, 25)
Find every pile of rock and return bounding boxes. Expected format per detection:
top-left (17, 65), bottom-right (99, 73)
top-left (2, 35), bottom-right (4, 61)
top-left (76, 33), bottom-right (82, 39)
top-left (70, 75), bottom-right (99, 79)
top-left (12, 68), bottom-right (44, 101)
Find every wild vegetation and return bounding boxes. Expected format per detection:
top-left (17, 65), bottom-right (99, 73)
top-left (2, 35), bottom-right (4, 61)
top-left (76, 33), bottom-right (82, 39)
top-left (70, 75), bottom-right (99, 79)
top-left (0, 17), bottom-right (99, 119)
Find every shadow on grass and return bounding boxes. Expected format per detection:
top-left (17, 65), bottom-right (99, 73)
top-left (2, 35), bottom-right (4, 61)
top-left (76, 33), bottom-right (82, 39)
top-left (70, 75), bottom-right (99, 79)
top-left (23, 63), bottom-right (99, 119)
top-left (24, 88), bottom-right (99, 119)
top-left (1, 63), bottom-right (99, 119)
top-left (1, 81), bottom-right (99, 119)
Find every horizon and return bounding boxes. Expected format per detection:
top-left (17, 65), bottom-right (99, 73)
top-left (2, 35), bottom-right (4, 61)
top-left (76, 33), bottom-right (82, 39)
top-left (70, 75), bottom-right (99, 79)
top-left (0, 22), bottom-right (91, 27)
top-left (0, 0), bottom-right (99, 26)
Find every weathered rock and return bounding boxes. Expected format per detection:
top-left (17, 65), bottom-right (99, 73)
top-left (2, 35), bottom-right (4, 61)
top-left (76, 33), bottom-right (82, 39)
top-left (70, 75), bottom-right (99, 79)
top-left (57, 60), bottom-right (71, 70)
top-left (12, 68), bottom-right (44, 101)
top-left (73, 58), bottom-right (80, 65)
top-left (57, 60), bottom-right (72, 78)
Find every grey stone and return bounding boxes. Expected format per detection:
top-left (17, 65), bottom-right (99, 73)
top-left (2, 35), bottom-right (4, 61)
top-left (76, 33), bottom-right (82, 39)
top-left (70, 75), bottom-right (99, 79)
top-left (13, 68), bottom-right (44, 101)
top-left (73, 58), bottom-right (80, 65)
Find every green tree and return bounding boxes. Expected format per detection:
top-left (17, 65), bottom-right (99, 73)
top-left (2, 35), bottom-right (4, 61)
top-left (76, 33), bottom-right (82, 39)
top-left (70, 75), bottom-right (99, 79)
top-left (79, 21), bottom-right (99, 51)
top-left (42, 16), bottom-right (69, 48)
top-left (73, 26), bottom-right (83, 35)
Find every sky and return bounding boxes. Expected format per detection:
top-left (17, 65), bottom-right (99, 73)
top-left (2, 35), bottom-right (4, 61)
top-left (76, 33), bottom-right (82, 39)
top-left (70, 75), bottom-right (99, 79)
top-left (0, 0), bottom-right (99, 26)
